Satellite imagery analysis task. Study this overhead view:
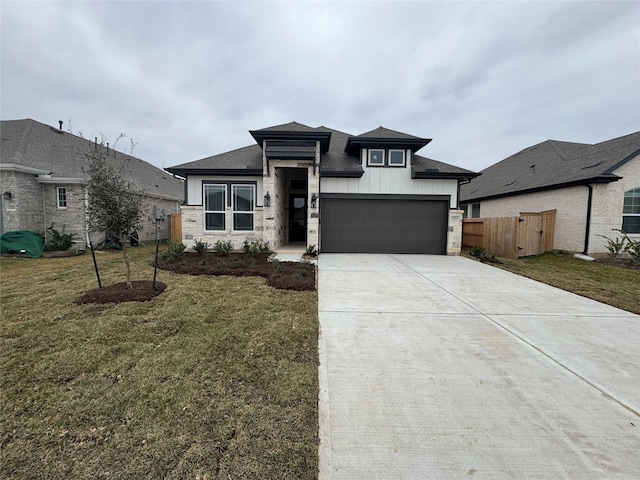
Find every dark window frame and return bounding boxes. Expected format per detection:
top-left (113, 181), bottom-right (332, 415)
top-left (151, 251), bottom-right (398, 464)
top-left (203, 183), bottom-right (226, 231)
top-left (622, 187), bottom-right (640, 234)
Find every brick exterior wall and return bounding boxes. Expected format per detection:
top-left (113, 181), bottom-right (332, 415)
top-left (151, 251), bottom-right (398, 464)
top-left (0, 171), bottom-right (44, 234)
top-left (477, 156), bottom-right (639, 254)
top-left (589, 157), bottom-right (640, 253)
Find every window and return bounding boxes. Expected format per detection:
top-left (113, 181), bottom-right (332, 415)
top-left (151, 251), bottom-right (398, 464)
top-left (622, 188), bottom-right (640, 234)
top-left (233, 184), bottom-right (255, 231)
top-left (471, 202), bottom-right (480, 218)
top-left (388, 149), bottom-right (406, 167)
top-left (57, 187), bottom-right (67, 208)
top-left (204, 184), bottom-right (226, 230)
top-left (462, 204), bottom-right (469, 218)
top-left (368, 149), bottom-right (385, 166)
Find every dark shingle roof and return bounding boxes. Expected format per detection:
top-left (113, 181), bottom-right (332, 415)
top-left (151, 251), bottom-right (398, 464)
top-left (460, 132), bottom-right (640, 202)
top-left (168, 122), bottom-right (476, 179)
top-left (1, 119), bottom-right (183, 200)
top-left (166, 145), bottom-right (263, 176)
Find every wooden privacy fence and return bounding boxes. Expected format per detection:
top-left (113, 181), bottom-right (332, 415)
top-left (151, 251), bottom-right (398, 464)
top-left (168, 213), bottom-right (182, 242)
top-left (462, 210), bottom-right (556, 258)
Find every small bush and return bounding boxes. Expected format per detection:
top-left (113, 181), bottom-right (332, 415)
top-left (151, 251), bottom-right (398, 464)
top-left (242, 239), bottom-right (270, 255)
top-left (192, 239), bottom-right (211, 255)
top-left (293, 270), bottom-right (308, 280)
top-left (47, 224), bottom-right (74, 251)
top-left (272, 259), bottom-right (284, 272)
top-left (599, 231), bottom-right (627, 258)
top-left (305, 244), bottom-right (318, 256)
top-left (160, 241), bottom-right (186, 262)
top-left (213, 240), bottom-right (233, 254)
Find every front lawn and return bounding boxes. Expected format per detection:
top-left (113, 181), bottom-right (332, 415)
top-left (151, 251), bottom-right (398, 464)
top-left (484, 252), bottom-right (640, 315)
top-left (0, 246), bottom-right (318, 479)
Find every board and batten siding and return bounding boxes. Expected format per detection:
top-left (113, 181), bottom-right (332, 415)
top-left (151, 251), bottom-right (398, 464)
top-left (186, 175), bottom-right (264, 205)
top-left (320, 148), bottom-right (459, 208)
top-left (321, 175), bottom-right (458, 208)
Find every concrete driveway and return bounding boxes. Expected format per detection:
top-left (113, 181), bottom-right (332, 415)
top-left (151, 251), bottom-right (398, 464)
top-left (318, 254), bottom-right (640, 479)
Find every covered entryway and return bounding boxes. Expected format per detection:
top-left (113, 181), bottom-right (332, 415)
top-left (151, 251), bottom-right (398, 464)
top-left (320, 194), bottom-right (448, 254)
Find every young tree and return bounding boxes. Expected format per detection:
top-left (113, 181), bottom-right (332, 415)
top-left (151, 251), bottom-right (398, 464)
top-left (85, 144), bottom-right (146, 288)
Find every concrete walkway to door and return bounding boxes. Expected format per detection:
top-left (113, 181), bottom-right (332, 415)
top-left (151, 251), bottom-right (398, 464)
top-left (318, 254), bottom-right (640, 479)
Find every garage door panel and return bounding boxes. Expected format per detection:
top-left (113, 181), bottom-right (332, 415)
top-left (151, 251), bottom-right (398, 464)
top-left (320, 197), bottom-right (447, 254)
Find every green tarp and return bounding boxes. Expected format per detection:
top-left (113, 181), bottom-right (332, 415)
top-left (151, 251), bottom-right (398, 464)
top-left (0, 230), bottom-right (45, 258)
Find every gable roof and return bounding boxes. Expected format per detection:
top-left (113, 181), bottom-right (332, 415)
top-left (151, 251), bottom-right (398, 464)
top-left (168, 122), bottom-right (477, 180)
top-left (1, 119), bottom-right (184, 201)
top-left (460, 131), bottom-right (640, 202)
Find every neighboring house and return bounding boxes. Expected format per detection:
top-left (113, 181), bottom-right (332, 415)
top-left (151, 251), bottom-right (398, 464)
top-left (0, 119), bottom-right (184, 246)
top-left (460, 131), bottom-right (640, 255)
top-left (166, 122), bottom-right (478, 254)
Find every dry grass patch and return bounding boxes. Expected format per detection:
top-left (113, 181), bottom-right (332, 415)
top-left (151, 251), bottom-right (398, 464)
top-left (1, 246), bottom-right (318, 479)
top-left (483, 251), bottom-right (640, 314)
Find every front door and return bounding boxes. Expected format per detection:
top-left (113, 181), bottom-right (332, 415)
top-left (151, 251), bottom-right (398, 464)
top-left (289, 195), bottom-right (307, 243)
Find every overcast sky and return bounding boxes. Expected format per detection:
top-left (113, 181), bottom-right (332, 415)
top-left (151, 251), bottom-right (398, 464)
top-left (2, 1), bottom-right (639, 172)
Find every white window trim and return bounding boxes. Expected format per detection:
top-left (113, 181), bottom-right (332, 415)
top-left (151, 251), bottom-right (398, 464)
top-left (232, 184), bottom-right (255, 231)
top-left (204, 184), bottom-right (226, 231)
top-left (367, 149), bottom-right (385, 167)
top-left (56, 187), bottom-right (67, 209)
top-left (388, 149), bottom-right (406, 167)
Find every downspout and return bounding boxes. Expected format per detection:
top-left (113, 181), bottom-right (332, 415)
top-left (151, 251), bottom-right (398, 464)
top-left (583, 184), bottom-right (593, 255)
top-left (457, 178), bottom-right (471, 210)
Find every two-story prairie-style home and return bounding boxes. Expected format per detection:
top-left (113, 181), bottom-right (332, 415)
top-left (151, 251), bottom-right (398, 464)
top-left (167, 122), bottom-right (478, 254)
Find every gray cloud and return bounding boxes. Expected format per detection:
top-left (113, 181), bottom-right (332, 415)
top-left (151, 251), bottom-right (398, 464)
top-left (2, 1), bottom-right (638, 171)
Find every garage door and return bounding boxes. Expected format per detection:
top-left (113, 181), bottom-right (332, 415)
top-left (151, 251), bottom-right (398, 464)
top-left (320, 194), bottom-right (449, 254)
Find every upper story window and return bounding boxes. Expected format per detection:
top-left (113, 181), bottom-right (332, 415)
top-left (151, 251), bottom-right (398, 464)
top-left (368, 149), bottom-right (385, 166)
top-left (367, 148), bottom-right (408, 167)
top-left (622, 188), bottom-right (640, 234)
top-left (57, 187), bottom-right (67, 208)
top-left (232, 184), bottom-right (255, 231)
top-left (388, 150), bottom-right (406, 167)
top-left (204, 184), bottom-right (226, 231)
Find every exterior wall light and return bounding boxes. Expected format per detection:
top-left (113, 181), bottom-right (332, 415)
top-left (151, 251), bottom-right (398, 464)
top-left (3, 191), bottom-right (11, 201)
top-left (311, 192), bottom-right (317, 209)
top-left (263, 191), bottom-right (271, 207)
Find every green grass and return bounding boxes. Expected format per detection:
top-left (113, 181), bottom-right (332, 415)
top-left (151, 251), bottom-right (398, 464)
top-left (489, 252), bottom-right (640, 315)
top-left (0, 246), bottom-right (318, 479)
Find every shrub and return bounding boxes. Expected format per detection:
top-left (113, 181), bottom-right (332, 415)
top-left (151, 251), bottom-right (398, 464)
top-left (192, 239), bottom-right (211, 255)
top-left (599, 231), bottom-right (627, 258)
top-left (47, 224), bottom-right (74, 251)
top-left (272, 259), bottom-right (284, 272)
top-left (242, 239), bottom-right (270, 255)
top-left (213, 240), bottom-right (233, 254)
top-left (160, 241), bottom-right (186, 262)
top-left (305, 244), bottom-right (318, 256)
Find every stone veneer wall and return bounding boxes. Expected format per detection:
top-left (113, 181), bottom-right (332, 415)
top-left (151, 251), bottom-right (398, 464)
top-left (447, 209), bottom-right (463, 255)
top-left (180, 205), bottom-right (265, 251)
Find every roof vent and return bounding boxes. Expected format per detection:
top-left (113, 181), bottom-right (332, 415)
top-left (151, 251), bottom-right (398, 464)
top-left (59, 120), bottom-right (63, 131)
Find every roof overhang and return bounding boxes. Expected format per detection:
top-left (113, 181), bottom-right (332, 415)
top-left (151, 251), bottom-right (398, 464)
top-left (37, 175), bottom-right (85, 185)
top-left (462, 175), bottom-right (622, 203)
top-left (411, 168), bottom-right (480, 181)
top-left (345, 137), bottom-right (431, 156)
top-left (250, 129), bottom-right (332, 153)
top-left (165, 167), bottom-right (263, 177)
top-left (0, 163), bottom-right (51, 175)
top-left (319, 168), bottom-right (364, 178)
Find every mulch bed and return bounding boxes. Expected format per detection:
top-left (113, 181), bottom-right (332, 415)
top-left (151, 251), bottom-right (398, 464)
top-left (594, 257), bottom-right (640, 270)
top-left (155, 252), bottom-right (316, 291)
top-left (76, 281), bottom-right (167, 304)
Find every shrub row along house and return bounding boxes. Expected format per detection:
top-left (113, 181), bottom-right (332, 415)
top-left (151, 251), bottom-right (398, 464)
top-left (166, 122), bottom-right (479, 255)
top-left (0, 119), bottom-right (184, 247)
top-left (460, 131), bottom-right (640, 256)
